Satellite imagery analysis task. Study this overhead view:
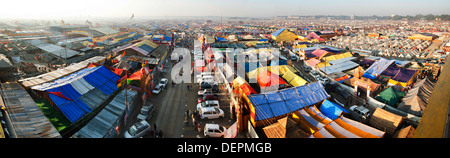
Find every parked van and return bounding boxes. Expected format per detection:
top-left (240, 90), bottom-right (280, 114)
top-left (197, 100), bottom-right (220, 111)
top-left (349, 105), bottom-right (371, 118)
top-left (199, 107), bottom-right (224, 120)
top-left (204, 123), bottom-right (226, 138)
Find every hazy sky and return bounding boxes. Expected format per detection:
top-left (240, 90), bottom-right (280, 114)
top-left (1, 0), bottom-right (449, 19)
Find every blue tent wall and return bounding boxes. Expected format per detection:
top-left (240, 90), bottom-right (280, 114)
top-left (319, 99), bottom-right (349, 120)
top-left (307, 82), bottom-right (330, 101)
top-left (43, 66), bottom-right (119, 123)
top-left (83, 66), bottom-right (120, 95)
top-left (294, 85), bottom-right (319, 106)
top-left (254, 104), bottom-right (273, 121)
top-left (47, 85), bottom-right (92, 123)
top-left (248, 82), bottom-right (330, 122)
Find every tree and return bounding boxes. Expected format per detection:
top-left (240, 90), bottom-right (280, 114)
top-left (425, 14), bottom-right (435, 20)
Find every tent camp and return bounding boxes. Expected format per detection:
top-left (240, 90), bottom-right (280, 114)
top-left (271, 28), bottom-right (300, 42)
top-left (31, 66), bottom-right (120, 123)
top-left (262, 116), bottom-right (310, 138)
top-left (19, 56), bottom-right (106, 88)
top-left (387, 67), bottom-right (418, 88)
top-left (281, 70), bottom-right (307, 87)
top-left (319, 61), bottom-right (359, 75)
top-left (247, 65), bottom-right (304, 88)
top-left (256, 70), bottom-right (288, 92)
top-left (369, 108), bottom-right (404, 135)
top-left (319, 99), bottom-right (349, 120)
top-left (309, 116), bottom-right (385, 138)
top-left (397, 78), bottom-right (435, 116)
top-left (0, 82), bottom-right (61, 138)
top-left (311, 49), bottom-right (330, 59)
top-left (244, 82), bottom-right (329, 127)
top-left (374, 87), bottom-right (406, 107)
top-left (72, 89), bottom-right (138, 138)
top-left (363, 58), bottom-right (395, 79)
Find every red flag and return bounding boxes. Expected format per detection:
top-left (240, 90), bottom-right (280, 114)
top-left (48, 91), bottom-right (71, 101)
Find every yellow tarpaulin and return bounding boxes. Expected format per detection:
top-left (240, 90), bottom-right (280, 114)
top-left (247, 65), bottom-right (297, 78)
top-left (293, 44), bottom-right (307, 49)
top-left (233, 76), bottom-right (247, 88)
top-left (297, 36), bottom-right (307, 41)
top-left (272, 29), bottom-right (300, 42)
top-left (341, 52), bottom-right (353, 58)
top-left (248, 65), bottom-right (306, 87)
top-left (334, 54), bottom-right (346, 60)
top-left (290, 76), bottom-right (307, 87)
top-left (317, 62), bottom-right (331, 68)
top-left (281, 70), bottom-right (307, 87)
top-left (322, 56), bottom-right (336, 62)
top-left (282, 70), bottom-right (296, 82)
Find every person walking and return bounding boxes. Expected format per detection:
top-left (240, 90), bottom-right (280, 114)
top-left (197, 122), bottom-right (202, 133)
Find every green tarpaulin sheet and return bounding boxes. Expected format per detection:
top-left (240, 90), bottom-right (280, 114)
top-left (374, 87), bottom-right (406, 107)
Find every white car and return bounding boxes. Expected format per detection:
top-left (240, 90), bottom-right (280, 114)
top-left (159, 78), bottom-right (169, 87)
top-left (124, 120), bottom-right (151, 138)
top-left (152, 78), bottom-right (169, 94)
top-left (349, 105), bottom-right (371, 118)
top-left (204, 123), bottom-right (226, 138)
top-left (196, 75), bottom-right (215, 83)
top-left (152, 84), bottom-right (164, 94)
top-left (199, 107), bottom-right (224, 120)
top-left (198, 89), bottom-right (216, 96)
top-left (137, 104), bottom-right (155, 121)
top-left (196, 100), bottom-right (220, 111)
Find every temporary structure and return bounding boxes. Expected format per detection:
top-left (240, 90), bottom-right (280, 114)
top-left (392, 125), bottom-right (415, 138)
top-left (374, 87), bottom-right (406, 107)
top-left (397, 78), bottom-right (435, 116)
top-left (319, 99), bottom-right (349, 120)
top-left (369, 108), bottom-right (404, 135)
top-left (0, 82), bottom-right (62, 138)
top-left (32, 66), bottom-right (120, 123)
top-left (309, 116), bottom-right (385, 138)
top-left (244, 82), bottom-right (329, 127)
top-left (262, 116), bottom-right (310, 138)
top-left (363, 58), bottom-right (395, 79)
top-left (271, 28), bottom-right (301, 42)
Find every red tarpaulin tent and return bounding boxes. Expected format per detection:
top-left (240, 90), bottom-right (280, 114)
top-left (257, 70), bottom-right (288, 88)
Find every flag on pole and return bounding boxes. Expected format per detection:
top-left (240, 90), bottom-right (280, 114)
top-left (129, 13), bottom-right (134, 20)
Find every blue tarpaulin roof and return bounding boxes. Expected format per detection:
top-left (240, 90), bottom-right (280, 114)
top-left (271, 28), bottom-right (286, 37)
top-left (216, 37), bottom-right (228, 42)
top-left (307, 82), bottom-right (331, 101)
top-left (43, 66), bottom-right (120, 123)
top-left (47, 85), bottom-right (92, 123)
top-left (363, 58), bottom-right (395, 79)
top-left (248, 82), bottom-right (329, 121)
top-left (319, 99), bottom-right (348, 120)
top-left (294, 85), bottom-right (319, 106)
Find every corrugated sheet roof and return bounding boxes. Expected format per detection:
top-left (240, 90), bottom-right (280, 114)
top-left (73, 89), bottom-right (137, 138)
top-left (0, 82), bottom-right (61, 138)
top-left (19, 56), bottom-right (105, 88)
